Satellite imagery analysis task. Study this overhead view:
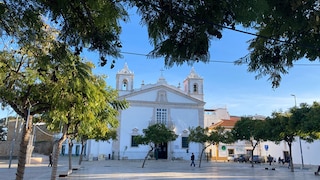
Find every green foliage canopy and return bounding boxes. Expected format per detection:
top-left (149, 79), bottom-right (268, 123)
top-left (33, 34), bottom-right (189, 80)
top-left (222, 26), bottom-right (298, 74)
top-left (0, 0), bottom-right (128, 68)
top-left (188, 126), bottom-right (233, 145)
top-left (235, 0), bottom-right (320, 87)
top-left (232, 117), bottom-right (266, 142)
top-left (188, 125), bottom-right (233, 167)
top-left (2, 1), bottom-right (319, 87)
top-left (134, 123), bottom-right (178, 145)
top-left (292, 102), bottom-right (320, 140)
top-left (126, 0), bottom-right (267, 67)
top-left (134, 123), bottom-right (177, 168)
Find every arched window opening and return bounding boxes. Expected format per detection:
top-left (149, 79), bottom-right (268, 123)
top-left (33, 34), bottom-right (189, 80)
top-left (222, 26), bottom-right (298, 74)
top-left (122, 79), bottom-right (128, 90)
top-left (193, 84), bottom-right (198, 93)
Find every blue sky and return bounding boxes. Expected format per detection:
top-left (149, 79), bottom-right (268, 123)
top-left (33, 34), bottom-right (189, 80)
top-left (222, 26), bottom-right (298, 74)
top-left (1, 9), bottom-right (320, 119)
top-left (92, 11), bottom-right (320, 117)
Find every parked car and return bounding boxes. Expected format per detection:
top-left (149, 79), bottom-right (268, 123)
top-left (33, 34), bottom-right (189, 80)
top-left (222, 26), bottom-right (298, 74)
top-left (249, 155), bottom-right (265, 163)
top-left (235, 154), bottom-right (249, 163)
top-left (227, 155), bottom-right (235, 162)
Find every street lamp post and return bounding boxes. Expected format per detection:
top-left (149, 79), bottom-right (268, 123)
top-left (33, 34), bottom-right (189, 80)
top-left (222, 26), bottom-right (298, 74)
top-left (291, 94), bottom-right (304, 169)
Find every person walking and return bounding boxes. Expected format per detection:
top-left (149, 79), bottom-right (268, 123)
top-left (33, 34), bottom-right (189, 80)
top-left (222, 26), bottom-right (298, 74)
top-left (267, 154), bottom-right (273, 166)
top-left (190, 153), bottom-right (195, 167)
top-left (48, 153), bottom-right (53, 167)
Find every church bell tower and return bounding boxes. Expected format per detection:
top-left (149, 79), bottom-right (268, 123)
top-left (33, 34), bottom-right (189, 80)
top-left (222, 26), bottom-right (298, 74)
top-left (183, 67), bottom-right (204, 101)
top-left (116, 63), bottom-right (134, 92)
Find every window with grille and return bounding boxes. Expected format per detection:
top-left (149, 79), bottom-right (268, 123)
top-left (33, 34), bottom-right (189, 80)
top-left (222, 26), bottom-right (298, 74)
top-left (131, 135), bottom-right (138, 147)
top-left (182, 137), bottom-right (189, 148)
top-left (156, 108), bottom-right (167, 125)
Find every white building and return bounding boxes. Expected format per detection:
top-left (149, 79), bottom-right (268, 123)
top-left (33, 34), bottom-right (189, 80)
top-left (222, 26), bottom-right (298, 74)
top-left (206, 113), bottom-right (320, 166)
top-left (258, 139), bottom-right (320, 166)
top-left (60, 63), bottom-right (320, 166)
top-left (204, 108), bottom-right (231, 127)
top-left (84, 63), bottom-right (205, 160)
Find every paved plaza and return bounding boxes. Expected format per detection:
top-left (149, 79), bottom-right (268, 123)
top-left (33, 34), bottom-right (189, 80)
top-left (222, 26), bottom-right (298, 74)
top-left (1, 156), bottom-right (319, 180)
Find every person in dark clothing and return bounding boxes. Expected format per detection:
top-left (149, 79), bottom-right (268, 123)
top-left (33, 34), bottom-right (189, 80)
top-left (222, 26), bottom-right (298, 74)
top-left (48, 153), bottom-right (53, 167)
top-left (267, 155), bottom-right (273, 165)
top-left (190, 153), bottom-right (195, 167)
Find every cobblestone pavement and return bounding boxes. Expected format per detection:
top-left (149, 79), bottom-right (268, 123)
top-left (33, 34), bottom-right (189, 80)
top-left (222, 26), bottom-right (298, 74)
top-left (1, 157), bottom-right (319, 180)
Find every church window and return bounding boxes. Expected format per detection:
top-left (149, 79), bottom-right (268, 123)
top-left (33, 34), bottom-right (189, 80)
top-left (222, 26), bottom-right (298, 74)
top-left (156, 108), bottom-right (167, 125)
top-left (131, 135), bottom-right (138, 147)
top-left (193, 83), bottom-right (198, 93)
top-left (182, 137), bottom-right (189, 148)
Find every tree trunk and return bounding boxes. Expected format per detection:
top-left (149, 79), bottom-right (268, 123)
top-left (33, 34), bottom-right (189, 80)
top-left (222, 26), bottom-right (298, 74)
top-left (142, 146), bottom-right (153, 168)
top-left (79, 139), bottom-right (86, 165)
top-left (251, 149), bottom-right (254, 167)
top-left (15, 114), bottom-right (33, 180)
top-left (250, 141), bottom-right (258, 168)
top-left (68, 138), bottom-right (73, 171)
top-left (50, 125), bottom-right (68, 180)
top-left (198, 147), bottom-right (205, 168)
top-left (198, 144), bottom-right (211, 168)
top-left (288, 142), bottom-right (294, 172)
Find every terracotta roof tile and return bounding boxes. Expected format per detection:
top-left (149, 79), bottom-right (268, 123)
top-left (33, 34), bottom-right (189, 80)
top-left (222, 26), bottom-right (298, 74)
top-left (209, 116), bottom-right (240, 129)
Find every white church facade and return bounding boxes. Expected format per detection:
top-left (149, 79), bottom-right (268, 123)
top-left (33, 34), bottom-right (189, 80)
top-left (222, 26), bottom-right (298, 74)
top-left (84, 63), bottom-right (205, 160)
top-left (59, 63), bottom-right (320, 166)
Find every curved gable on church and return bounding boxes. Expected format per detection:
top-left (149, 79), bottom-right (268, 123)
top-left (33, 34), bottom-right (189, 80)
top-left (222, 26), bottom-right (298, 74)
top-left (119, 84), bottom-right (205, 106)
